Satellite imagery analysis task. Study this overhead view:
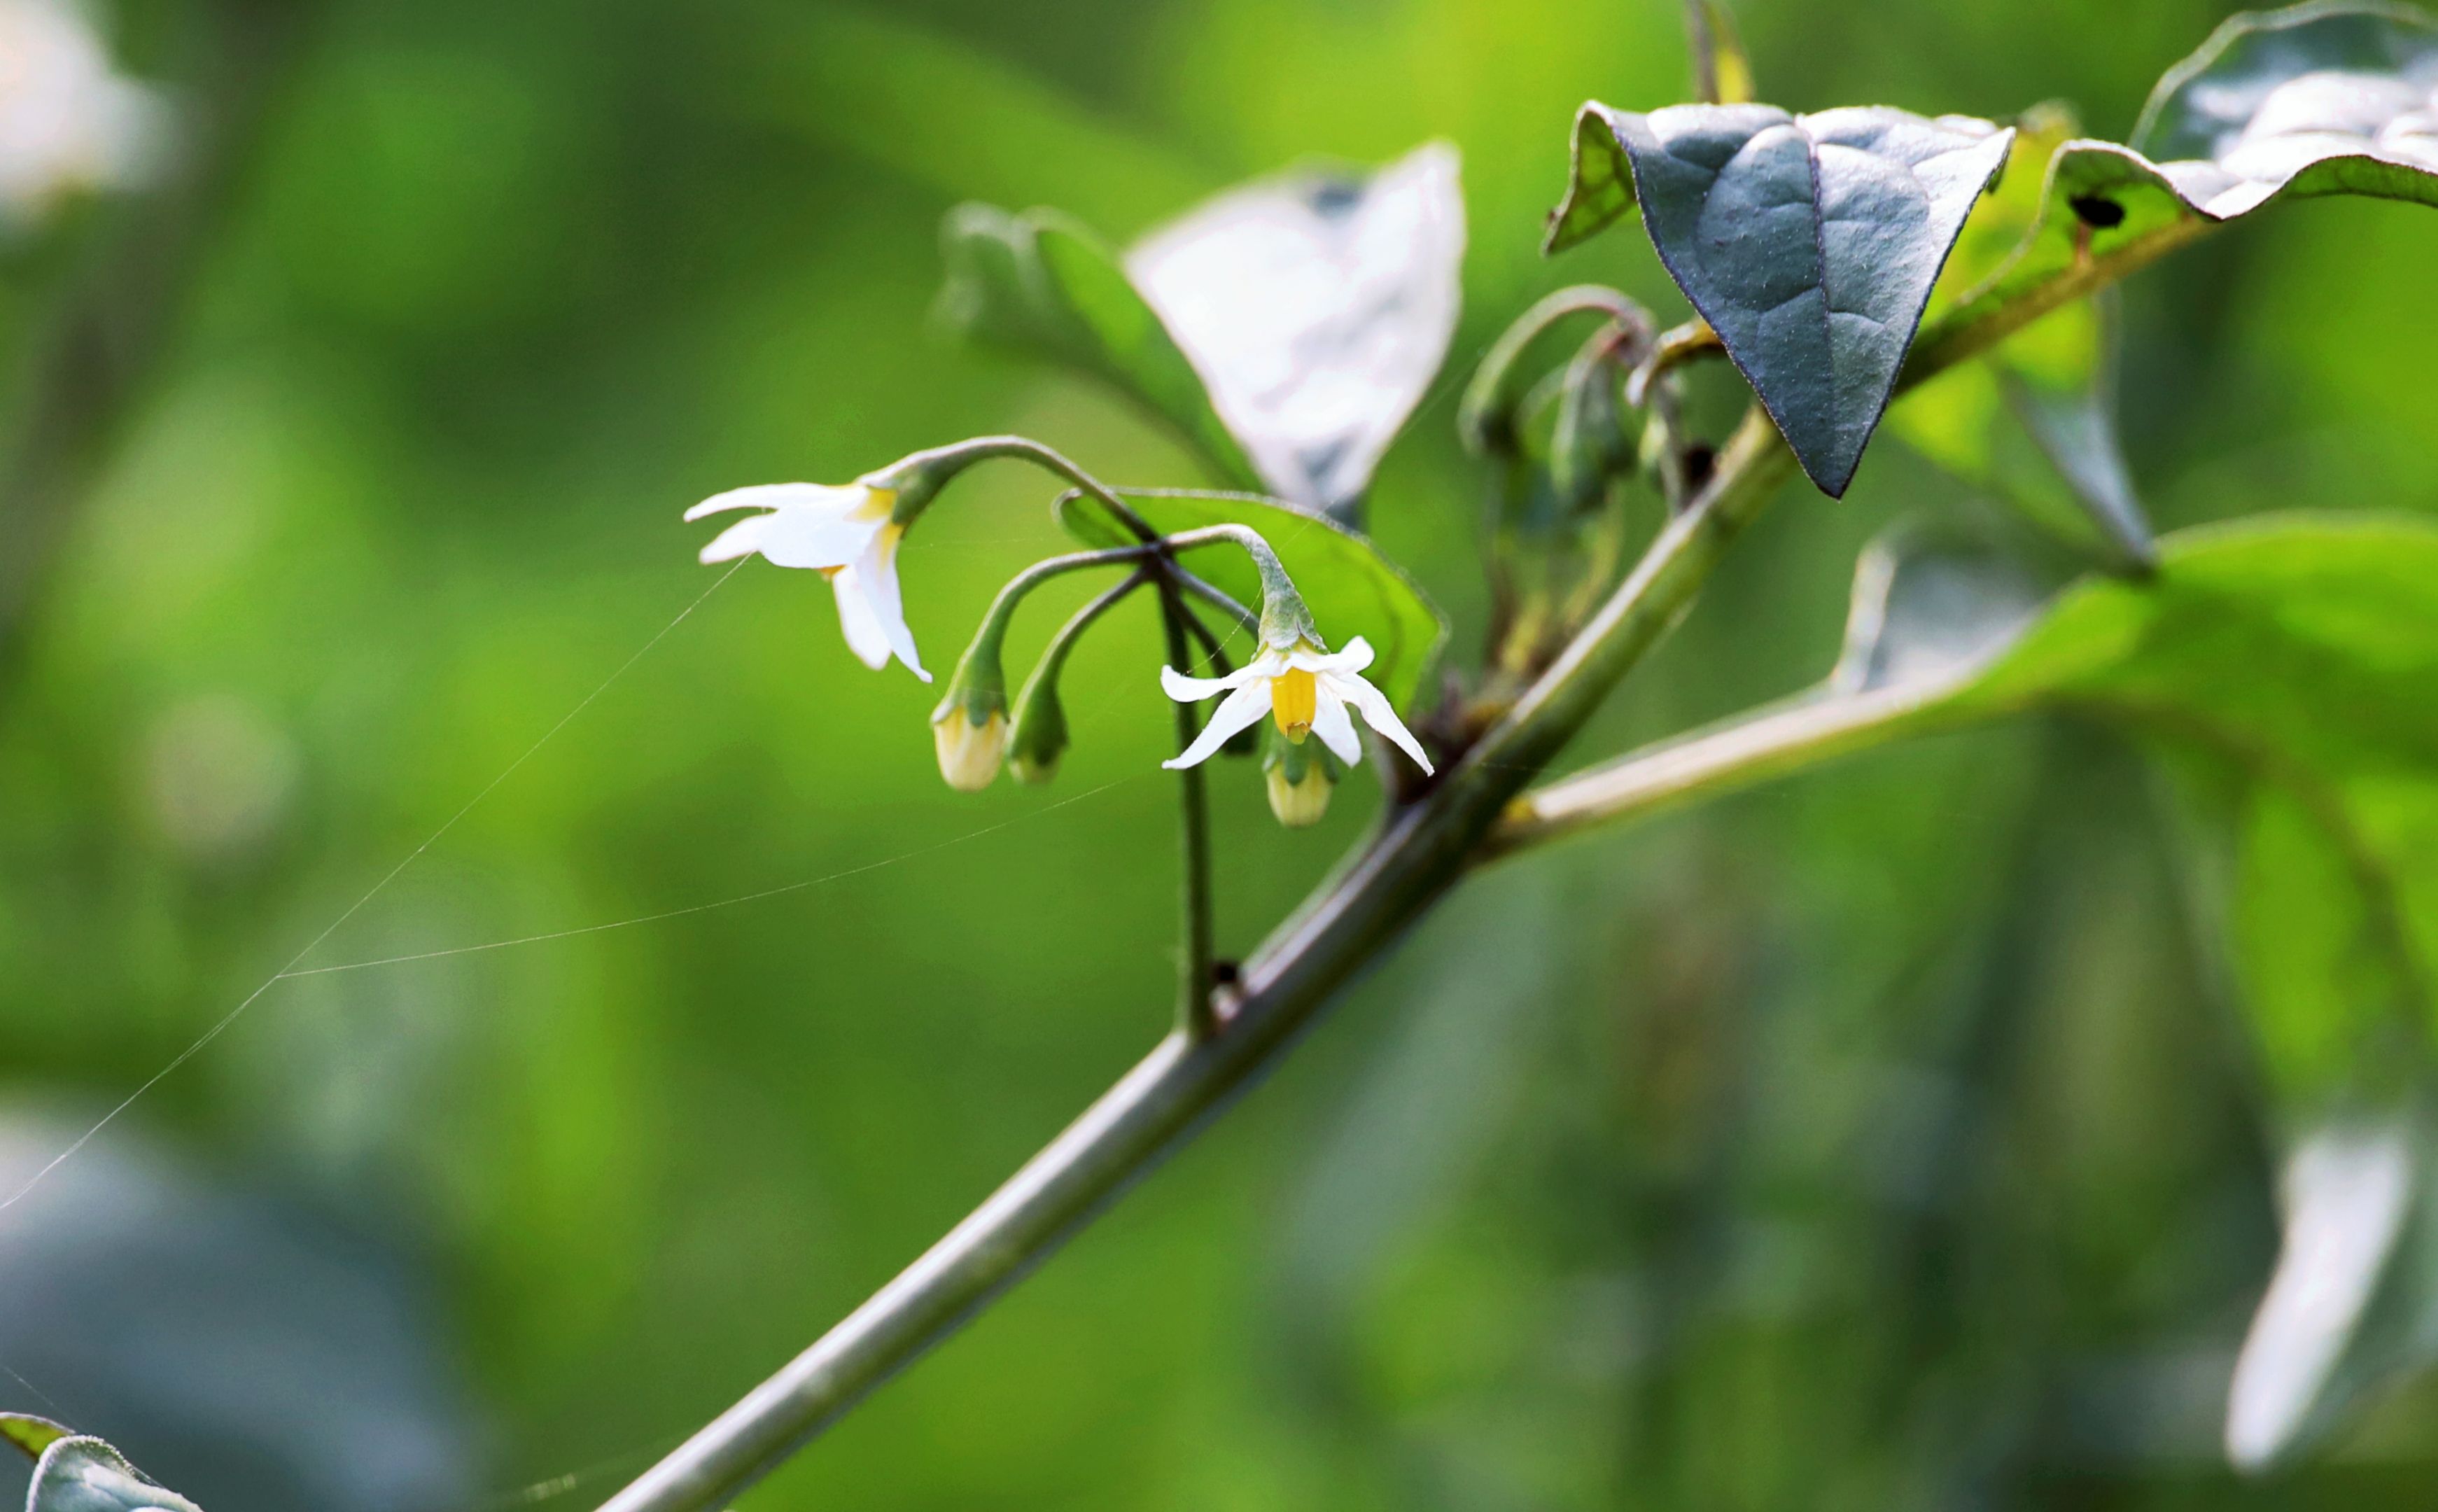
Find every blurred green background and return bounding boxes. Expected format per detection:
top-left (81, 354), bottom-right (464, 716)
top-left (2, 0), bottom-right (2435, 1507)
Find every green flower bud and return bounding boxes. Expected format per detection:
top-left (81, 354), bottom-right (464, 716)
top-left (1005, 674), bottom-right (1068, 786)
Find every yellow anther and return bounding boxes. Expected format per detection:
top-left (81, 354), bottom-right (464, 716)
top-left (1271, 666), bottom-right (1317, 741)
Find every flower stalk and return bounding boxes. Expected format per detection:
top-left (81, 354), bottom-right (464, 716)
top-left (1158, 582), bottom-right (1221, 1040)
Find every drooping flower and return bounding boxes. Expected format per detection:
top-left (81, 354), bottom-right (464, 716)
top-left (685, 479), bottom-right (928, 680)
top-left (1159, 636), bottom-right (1431, 775)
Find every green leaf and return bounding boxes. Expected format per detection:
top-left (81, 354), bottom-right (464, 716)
top-left (1056, 489), bottom-right (1447, 708)
top-left (24, 1436), bottom-right (205, 1512)
top-left (935, 204), bottom-right (1266, 495)
top-left (1124, 143), bottom-right (1466, 520)
top-left (1933, 2), bottom-right (2438, 343)
top-left (1536, 514), bottom-right (2438, 1465)
top-left (1546, 104), bottom-right (2013, 496)
top-left (1889, 517), bottom-right (2438, 1464)
top-left (1894, 107), bottom-right (2157, 568)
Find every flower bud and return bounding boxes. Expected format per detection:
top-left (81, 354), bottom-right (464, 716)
top-left (1005, 676), bottom-right (1069, 786)
top-left (932, 701), bottom-right (1008, 791)
top-left (1262, 729), bottom-right (1338, 828)
top-left (1266, 760), bottom-right (1333, 827)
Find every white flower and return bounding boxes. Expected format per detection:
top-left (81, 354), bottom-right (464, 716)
top-left (1159, 636), bottom-right (1431, 774)
top-left (0, 0), bottom-right (164, 223)
top-left (685, 479), bottom-right (929, 681)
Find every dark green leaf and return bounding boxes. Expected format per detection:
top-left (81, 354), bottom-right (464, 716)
top-left (1998, 308), bottom-right (2153, 570)
top-left (1125, 144), bottom-right (1466, 519)
top-left (1546, 104), bottom-right (2013, 496)
top-left (935, 204), bottom-right (1266, 494)
top-left (1933, 2), bottom-right (2438, 343)
top-left (24, 1435), bottom-right (204, 1512)
top-left (1057, 489), bottom-right (1446, 708)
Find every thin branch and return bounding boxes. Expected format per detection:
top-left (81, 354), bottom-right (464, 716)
top-left (1482, 676), bottom-right (1977, 860)
top-left (1157, 580), bottom-right (1219, 1039)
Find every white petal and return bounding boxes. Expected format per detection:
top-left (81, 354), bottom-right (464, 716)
top-left (1296, 636), bottom-right (1376, 676)
top-left (684, 482), bottom-right (860, 522)
top-left (853, 533), bottom-right (929, 681)
top-left (830, 566), bottom-right (892, 670)
top-left (697, 512), bottom-right (773, 565)
top-left (1325, 670), bottom-right (1433, 774)
top-left (754, 510), bottom-right (885, 573)
top-left (1161, 662), bottom-right (1263, 702)
top-left (685, 484), bottom-right (882, 570)
top-left (1163, 676), bottom-right (1273, 769)
top-left (1310, 685), bottom-right (1363, 765)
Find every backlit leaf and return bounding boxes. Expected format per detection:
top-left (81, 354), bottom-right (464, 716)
top-left (1931, 2), bottom-right (2438, 346)
top-left (1126, 143), bottom-right (1466, 521)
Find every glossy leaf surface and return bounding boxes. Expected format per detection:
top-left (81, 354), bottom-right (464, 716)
top-left (1548, 103), bottom-right (2012, 496)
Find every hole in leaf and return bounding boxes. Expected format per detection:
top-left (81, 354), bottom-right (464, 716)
top-left (2070, 195), bottom-right (2127, 229)
top-left (1683, 442), bottom-right (1718, 494)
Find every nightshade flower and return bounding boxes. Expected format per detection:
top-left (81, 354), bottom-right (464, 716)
top-left (1159, 636), bottom-right (1432, 775)
top-left (685, 479), bottom-right (929, 681)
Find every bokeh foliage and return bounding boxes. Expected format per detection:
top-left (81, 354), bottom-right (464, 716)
top-left (2, 0), bottom-right (2437, 1508)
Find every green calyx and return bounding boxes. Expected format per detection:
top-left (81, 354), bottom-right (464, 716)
top-left (1005, 673), bottom-right (1068, 785)
top-left (1230, 527), bottom-right (1321, 652)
